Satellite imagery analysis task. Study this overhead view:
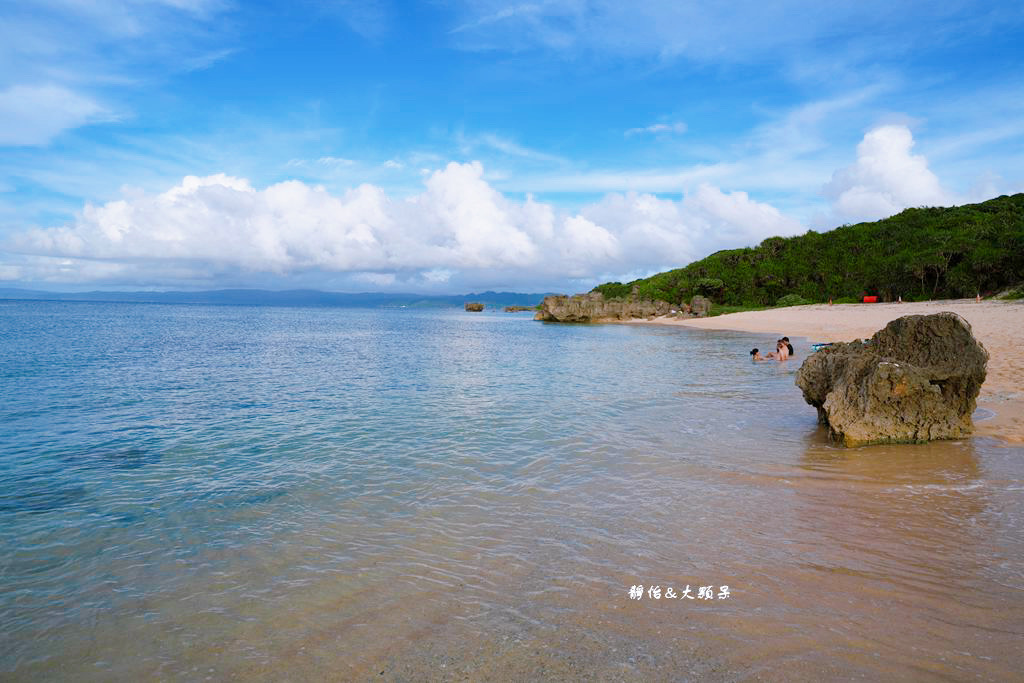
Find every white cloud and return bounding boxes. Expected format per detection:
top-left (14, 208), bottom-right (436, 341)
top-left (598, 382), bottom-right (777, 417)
top-left (353, 271), bottom-right (397, 287)
top-left (508, 163), bottom-right (738, 194)
top-left (286, 156), bottom-right (358, 169)
top-left (450, 4), bottom-right (543, 35)
top-left (446, 0), bottom-right (1012, 72)
top-left (625, 122), bottom-right (687, 137)
top-left (459, 132), bottom-right (567, 165)
top-left (0, 265), bottom-right (22, 280)
top-left (0, 84), bottom-right (109, 146)
top-left (582, 184), bottom-right (803, 267)
top-left (0, 0), bottom-right (231, 143)
top-left (323, 0), bottom-right (392, 40)
top-left (824, 124), bottom-right (952, 222)
top-left (687, 184), bottom-right (805, 244)
top-left (750, 85), bottom-right (890, 157)
top-left (422, 268), bottom-right (454, 283)
top-left (8, 161), bottom-right (805, 289)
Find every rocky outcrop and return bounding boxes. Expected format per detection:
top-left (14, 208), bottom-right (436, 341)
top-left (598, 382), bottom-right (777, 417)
top-left (690, 295), bottom-right (712, 317)
top-left (464, 302), bottom-right (484, 312)
top-left (534, 292), bottom-right (677, 322)
top-left (504, 305), bottom-right (536, 312)
top-left (795, 313), bottom-right (988, 447)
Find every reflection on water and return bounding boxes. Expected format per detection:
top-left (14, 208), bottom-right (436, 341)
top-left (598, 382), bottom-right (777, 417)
top-left (0, 303), bottom-right (1022, 680)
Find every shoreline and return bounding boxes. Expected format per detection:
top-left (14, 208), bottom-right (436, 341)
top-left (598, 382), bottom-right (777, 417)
top-left (624, 299), bottom-right (1024, 444)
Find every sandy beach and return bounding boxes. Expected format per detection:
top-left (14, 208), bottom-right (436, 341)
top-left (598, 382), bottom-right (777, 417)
top-left (631, 299), bottom-right (1024, 443)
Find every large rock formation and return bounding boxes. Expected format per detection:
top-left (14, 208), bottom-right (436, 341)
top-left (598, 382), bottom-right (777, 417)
top-left (690, 295), bottom-right (712, 317)
top-left (534, 291), bottom-right (677, 322)
top-left (795, 313), bottom-right (988, 447)
top-left (464, 302), bottom-right (484, 312)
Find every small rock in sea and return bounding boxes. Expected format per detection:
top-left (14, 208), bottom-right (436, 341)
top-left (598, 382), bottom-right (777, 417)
top-left (795, 312), bottom-right (988, 447)
top-left (464, 302), bottom-right (484, 312)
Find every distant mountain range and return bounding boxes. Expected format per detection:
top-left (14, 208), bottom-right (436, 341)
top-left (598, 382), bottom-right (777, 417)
top-left (0, 288), bottom-right (551, 309)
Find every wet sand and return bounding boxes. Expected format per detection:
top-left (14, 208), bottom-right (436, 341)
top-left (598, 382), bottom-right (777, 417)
top-left (630, 299), bottom-right (1024, 443)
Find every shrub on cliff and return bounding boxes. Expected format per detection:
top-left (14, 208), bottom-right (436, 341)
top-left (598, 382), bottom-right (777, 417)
top-left (592, 281), bottom-right (632, 300)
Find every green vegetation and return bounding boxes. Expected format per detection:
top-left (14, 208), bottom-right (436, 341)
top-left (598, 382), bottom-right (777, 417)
top-left (593, 194), bottom-right (1024, 307)
top-left (775, 293), bottom-right (812, 307)
top-left (592, 281), bottom-right (632, 299)
top-left (1000, 284), bottom-right (1024, 300)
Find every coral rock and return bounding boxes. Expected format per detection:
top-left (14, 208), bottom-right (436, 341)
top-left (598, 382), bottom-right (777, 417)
top-left (534, 292), bottom-right (675, 322)
top-left (795, 313), bottom-right (988, 446)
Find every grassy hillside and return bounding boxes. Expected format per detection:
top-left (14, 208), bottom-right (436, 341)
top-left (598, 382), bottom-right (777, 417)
top-left (593, 194), bottom-right (1024, 307)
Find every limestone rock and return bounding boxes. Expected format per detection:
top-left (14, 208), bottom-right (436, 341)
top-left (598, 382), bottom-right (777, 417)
top-left (795, 313), bottom-right (988, 447)
top-left (534, 291), bottom-right (675, 322)
top-left (464, 302), bottom-right (484, 312)
top-left (690, 295), bottom-right (712, 317)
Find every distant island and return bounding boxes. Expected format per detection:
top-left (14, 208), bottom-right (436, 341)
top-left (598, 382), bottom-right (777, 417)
top-left (594, 193), bottom-right (1024, 307)
top-left (0, 288), bottom-right (550, 310)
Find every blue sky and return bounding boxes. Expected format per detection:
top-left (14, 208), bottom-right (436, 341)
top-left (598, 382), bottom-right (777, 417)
top-left (1, 0), bottom-right (1022, 293)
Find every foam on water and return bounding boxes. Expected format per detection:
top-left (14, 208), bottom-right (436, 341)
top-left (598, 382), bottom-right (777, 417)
top-left (1, 302), bottom-right (1023, 679)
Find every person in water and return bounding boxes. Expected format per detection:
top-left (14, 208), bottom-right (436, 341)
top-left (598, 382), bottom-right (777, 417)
top-left (751, 343), bottom-right (787, 361)
top-left (781, 336), bottom-right (794, 356)
top-left (753, 342), bottom-right (790, 362)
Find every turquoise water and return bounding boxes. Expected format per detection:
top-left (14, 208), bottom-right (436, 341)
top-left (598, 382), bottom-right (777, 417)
top-left (2, 301), bottom-right (1022, 679)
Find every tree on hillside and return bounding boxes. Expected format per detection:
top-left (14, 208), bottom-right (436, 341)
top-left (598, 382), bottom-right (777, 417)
top-left (592, 194), bottom-right (1024, 306)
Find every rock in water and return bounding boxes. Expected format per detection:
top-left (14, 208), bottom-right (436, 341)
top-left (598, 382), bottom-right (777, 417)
top-left (464, 302), bottom-right (484, 312)
top-left (795, 312), bottom-right (988, 447)
top-left (534, 291), bottom-right (674, 322)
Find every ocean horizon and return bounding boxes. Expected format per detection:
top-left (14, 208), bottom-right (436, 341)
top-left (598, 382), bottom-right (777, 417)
top-left (2, 300), bottom-right (1022, 679)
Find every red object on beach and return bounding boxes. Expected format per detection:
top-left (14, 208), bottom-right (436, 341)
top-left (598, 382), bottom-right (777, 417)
top-left (862, 295), bottom-right (878, 303)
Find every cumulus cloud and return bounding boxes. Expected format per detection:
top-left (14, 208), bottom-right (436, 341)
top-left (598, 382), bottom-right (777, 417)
top-left (824, 124), bottom-right (952, 222)
top-left (0, 85), bottom-right (109, 146)
top-left (8, 162), bottom-right (804, 290)
top-left (625, 122), bottom-right (687, 137)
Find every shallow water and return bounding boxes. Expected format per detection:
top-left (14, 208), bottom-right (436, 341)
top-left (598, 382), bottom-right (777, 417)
top-left (1, 302), bottom-right (1022, 680)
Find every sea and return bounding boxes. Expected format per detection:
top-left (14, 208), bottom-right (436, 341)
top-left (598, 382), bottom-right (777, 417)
top-left (2, 300), bottom-right (1022, 680)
